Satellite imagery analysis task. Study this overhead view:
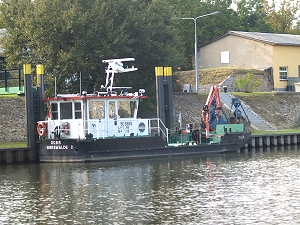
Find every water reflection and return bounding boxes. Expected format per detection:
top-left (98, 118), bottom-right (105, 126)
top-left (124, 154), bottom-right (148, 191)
top-left (0, 145), bottom-right (300, 224)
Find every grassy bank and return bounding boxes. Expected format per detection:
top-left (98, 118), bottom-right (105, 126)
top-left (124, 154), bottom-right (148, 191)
top-left (251, 128), bottom-right (300, 135)
top-left (0, 141), bottom-right (27, 149)
top-left (0, 94), bottom-right (19, 98)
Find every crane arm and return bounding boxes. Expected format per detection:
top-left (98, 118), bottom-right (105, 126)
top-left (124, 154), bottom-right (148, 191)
top-left (201, 85), bottom-right (222, 138)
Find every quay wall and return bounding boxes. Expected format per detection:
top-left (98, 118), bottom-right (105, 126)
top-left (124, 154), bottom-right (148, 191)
top-left (0, 96), bottom-right (26, 143)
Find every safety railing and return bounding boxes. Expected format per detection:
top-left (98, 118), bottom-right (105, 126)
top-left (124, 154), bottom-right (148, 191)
top-left (37, 117), bottom-right (169, 143)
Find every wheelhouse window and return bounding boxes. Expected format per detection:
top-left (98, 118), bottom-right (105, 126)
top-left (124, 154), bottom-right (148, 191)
top-left (51, 103), bottom-right (58, 120)
top-left (279, 66), bottom-right (288, 80)
top-left (109, 101), bottom-right (116, 118)
top-left (60, 102), bottom-right (72, 119)
top-left (118, 101), bottom-right (137, 118)
top-left (89, 101), bottom-right (105, 119)
top-left (75, 102), bottom-right (82, 119)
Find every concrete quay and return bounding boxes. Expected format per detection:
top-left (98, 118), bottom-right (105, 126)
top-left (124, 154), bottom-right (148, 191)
top-left (245, 133), bottom-right (300, 148)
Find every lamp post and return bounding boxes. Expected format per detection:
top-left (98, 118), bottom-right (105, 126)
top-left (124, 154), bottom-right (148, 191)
top-left (175, 11), bottom-right (220, 92)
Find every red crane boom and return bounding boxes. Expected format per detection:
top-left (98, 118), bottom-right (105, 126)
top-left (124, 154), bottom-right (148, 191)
top-left (201, 85), bottom-right (222, 138)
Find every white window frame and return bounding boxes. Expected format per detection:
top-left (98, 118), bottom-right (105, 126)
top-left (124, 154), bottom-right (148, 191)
top-left (279, 66), bottom-right (288, 80)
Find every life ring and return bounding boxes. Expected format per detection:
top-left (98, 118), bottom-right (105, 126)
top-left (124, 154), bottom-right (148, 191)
top-left (37, 123), bottom-right (47, 137)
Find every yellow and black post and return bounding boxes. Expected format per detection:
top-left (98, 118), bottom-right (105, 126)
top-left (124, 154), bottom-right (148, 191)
top-left (36, 64), bottom-right (44, 120)
top-left (155, 66), bottom-right (174, 130)
top-left (155, 67), bottom-right (165, 125)
top-left (24, 64), bottom-right (37, 161)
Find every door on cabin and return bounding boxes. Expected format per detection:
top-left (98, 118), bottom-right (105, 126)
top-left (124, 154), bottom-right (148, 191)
top-left (87, 100), bottom-right (106, 138)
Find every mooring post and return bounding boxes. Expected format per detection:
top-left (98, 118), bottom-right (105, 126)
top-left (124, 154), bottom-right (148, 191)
top-left (155, 67), bottom-right (165, 125)
top-left (36, 64), bottom-right (44, 120)
top-left (24, 64), bottom-right (37, 162)
top-left (155, 66), bottom-right (174, 131)
top-left (164, 67), bottom-right (174, 130)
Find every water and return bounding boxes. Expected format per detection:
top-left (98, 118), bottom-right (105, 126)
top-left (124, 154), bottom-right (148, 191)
top-left (1, 146), bottom-right (300, 224)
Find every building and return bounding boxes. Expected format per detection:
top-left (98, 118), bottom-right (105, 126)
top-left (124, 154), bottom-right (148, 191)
top-left (198, 31), bottom-right (300, 91)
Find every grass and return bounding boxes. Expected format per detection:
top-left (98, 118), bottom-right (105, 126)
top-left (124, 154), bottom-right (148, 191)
top-left (251, 128), bottom-right (300, 135)
top-left (175, 67), bottom-right (264, 86)
top-left (0, 141), bottom-right (27, 149)
top-left (0, 94), bottom-right (19, 98)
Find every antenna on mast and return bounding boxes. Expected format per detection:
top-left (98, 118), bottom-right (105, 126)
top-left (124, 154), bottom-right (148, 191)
top-left (80, 71), bottom-right (82, 95)
top-left (102, 58), bottom-right (137, 92)
top-left (55, 77), bottom-right (57, 98)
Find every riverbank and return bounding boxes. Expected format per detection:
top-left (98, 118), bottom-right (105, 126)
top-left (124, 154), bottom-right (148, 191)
top-left (173, 92), bottom-right (300, 131)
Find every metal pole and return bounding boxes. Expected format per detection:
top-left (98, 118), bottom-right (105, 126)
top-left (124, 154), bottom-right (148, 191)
top-left (173, 11), bottom-right (220, 93)
top-left (194, 18), bottom-right (198, 93)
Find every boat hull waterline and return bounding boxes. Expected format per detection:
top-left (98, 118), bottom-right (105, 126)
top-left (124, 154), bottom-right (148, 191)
top-left (38, 132), bottom-right (251, 162)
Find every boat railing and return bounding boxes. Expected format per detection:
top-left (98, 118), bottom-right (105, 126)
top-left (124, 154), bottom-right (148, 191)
top-left (148, 118), bottom-right (168, 143)
top-left (37, 118), bottom-right (169, 142)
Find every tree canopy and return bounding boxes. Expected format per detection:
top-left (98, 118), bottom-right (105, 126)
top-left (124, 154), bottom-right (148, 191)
top-left (0, 0), bottom-right (299, 112)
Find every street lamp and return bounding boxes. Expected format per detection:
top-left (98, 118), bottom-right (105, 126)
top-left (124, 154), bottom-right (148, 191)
top-left (174, 11), bottom-right (220, 92)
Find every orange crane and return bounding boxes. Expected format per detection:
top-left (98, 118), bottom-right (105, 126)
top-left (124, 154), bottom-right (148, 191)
top-left (201, 85), bottom-right (224, 138)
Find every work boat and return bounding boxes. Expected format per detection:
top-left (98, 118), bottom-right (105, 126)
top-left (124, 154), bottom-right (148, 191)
top-left (37, 58), bottom-right (251, 162)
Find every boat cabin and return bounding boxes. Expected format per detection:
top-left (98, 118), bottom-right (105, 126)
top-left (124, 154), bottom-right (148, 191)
top-left (45, 92), bottom-right (150, 140)
top-left (37, 58), bottom-right (166, 141)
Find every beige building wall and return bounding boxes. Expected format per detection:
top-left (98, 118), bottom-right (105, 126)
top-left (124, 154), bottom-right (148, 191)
top-left (198, 35), bottom-right (273, 69)
top-left (273, 46), bottom-right (300, 90)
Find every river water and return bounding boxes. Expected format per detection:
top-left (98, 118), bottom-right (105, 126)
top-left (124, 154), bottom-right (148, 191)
top-left (1, 145), bottom-right (300, 224)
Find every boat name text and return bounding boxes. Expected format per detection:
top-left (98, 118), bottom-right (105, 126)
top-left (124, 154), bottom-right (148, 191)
top-left (46, 141), bottom-right (73, 150)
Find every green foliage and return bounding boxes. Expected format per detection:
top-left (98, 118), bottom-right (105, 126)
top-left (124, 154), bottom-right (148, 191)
top-left (235, 0), bottom-right (271, 32)
top-left (0, 0), bottom-right (299, 115)
top-left (263, 0), bottom-right (299, 33)
top-left (0, 141), bottom-right (26, 147)
top-left (0, 0), bottom-right (185, 113)
top-left (169, 0), bottom-right (242, 70)
top-left (234, 73), bottom-right (262, 93)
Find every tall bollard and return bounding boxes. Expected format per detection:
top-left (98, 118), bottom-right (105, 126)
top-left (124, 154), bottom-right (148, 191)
top-left (155, 66), bottom-right (174, 130)
top-left (24, 64), bottom-right (37, 162)
top-left (36, 64), bottom-right (44, 120)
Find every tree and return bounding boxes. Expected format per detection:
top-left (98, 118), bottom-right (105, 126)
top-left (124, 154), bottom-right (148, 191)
top-left (235, 0), bottom-right (271, 32)
top-left (0, 0), bottom-right (183, 114)
top-left (168, 0), bottom-right (242, 70)
top-left (263, 0), bottom-right (299, 33)
top-left (234, 73), bottom-right (261, 93)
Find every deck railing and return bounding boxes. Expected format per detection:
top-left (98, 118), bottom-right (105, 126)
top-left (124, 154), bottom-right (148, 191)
top-left (37, 117), bottom-right (169, 143)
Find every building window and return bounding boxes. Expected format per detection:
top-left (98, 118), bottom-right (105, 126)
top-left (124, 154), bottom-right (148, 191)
top-left (221, 51), bottom-right (229, 64)
top-left (279, 66), bottom-right (288, 80)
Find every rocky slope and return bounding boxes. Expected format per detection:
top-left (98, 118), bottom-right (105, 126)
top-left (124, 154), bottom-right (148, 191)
top-left (173, 92), bottom-right (300, 131)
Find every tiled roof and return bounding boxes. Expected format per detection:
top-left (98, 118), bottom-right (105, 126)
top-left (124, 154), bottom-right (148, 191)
top-left (229, 31), bottom-right (300, 46)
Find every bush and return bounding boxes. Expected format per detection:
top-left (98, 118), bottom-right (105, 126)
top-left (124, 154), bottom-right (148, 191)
top-left (234, 73), bottom-right (262, 93)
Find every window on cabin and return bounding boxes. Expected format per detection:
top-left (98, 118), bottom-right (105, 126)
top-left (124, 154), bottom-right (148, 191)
top-left (60, 102), bottom-right (72, 119)
top-left (279, 66), bottom-right (288, 80)
top-left (118, 101), bottom-right (133, 118)
top-left (109, 101), bottom-right (115, 118)
top-left (89, 101), bottom-right (105, 119)
top-left (75, 102), bottom-right (82, 119)
top-left (118, 101), bottom-right (137, 118)
top-left (51, 103), bottom-right (58, 120)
